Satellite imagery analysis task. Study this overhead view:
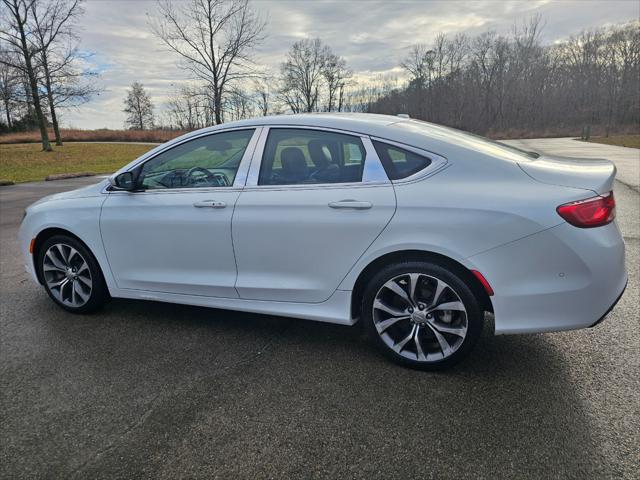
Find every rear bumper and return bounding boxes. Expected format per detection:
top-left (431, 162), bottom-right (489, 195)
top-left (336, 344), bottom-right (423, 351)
top-left (468, 221), bottom-right (627, 335)
top-left (589, 279), bottom-right (627, 328)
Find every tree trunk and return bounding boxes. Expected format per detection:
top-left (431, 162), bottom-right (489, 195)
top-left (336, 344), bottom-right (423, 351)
top-left (42, 59), bottom-right (62, 145)
top-left (16, 16), bottom-right (51, 151)
top-left (3, 97), bottom-right (12, 128)
top-left (136, 96), bottom-right (143, 129)
top-left (214, 89), bottom-right (223, 125)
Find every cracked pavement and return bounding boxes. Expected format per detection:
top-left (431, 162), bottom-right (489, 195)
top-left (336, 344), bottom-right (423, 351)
top-left (1, 139), bottom-right (638, 479)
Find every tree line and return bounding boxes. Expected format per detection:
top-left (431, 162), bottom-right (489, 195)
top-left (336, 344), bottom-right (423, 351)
top-left (2, 0), bottom-right (638, 152)
top-left (366, 16), bottom-right (640, 136)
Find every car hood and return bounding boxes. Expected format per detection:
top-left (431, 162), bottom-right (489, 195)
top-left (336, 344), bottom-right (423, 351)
top-left (30, 179), bottom-right (108, 208)
top-left (518, 155), bottom-right (616, 195)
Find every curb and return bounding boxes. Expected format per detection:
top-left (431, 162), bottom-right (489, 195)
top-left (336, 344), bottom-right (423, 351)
top-left (45, 172), bottom-right (95, 181)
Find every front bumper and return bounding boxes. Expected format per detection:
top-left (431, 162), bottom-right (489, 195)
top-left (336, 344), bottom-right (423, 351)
top-left (18, 215), bottom-right (40, 284)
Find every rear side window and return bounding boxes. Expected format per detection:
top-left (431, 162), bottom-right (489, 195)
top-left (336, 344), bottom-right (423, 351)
top-left (372, 140), bottom-right (432, 180)
top-left (258, 128), bottom-right (366, 185)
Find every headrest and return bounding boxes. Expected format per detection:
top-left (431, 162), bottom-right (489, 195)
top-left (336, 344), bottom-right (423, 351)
top-left (280, 147), bottom-right (307, 173)
top-left (308, 140), bottom-right (331, 168)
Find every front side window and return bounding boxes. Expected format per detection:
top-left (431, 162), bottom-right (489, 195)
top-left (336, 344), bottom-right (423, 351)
top-left (372, 140), bottom-right (432, 180)
top-left (258, 128), bottom-right (366, 186)
top-left (139, 129), bottom-right (254, 189)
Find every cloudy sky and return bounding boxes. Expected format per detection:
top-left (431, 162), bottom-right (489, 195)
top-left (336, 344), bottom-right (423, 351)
top-left (63, 0), bottom-right (639, 129)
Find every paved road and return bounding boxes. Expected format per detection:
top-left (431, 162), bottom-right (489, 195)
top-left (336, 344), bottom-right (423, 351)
top-left (1, 140), bottom-right (638, 479)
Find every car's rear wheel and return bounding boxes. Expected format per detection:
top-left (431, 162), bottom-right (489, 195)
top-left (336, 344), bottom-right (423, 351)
top-left (362, 261), bottom-right (483, 370)
top-left (38, 235), bottom-right (109, 313)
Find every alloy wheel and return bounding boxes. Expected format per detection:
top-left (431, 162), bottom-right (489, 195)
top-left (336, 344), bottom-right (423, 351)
top-left (372, 273), bottom-right (468, 362)
top-left (42, 243), bottom-right (93, 308)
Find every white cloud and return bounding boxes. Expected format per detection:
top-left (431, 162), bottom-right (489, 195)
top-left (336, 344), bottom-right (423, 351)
top-left (61, 0), bottom-right (640, 129)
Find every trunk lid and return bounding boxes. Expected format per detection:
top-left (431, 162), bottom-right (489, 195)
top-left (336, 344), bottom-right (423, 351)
top-left (518, 155), bottom-right (616, 195)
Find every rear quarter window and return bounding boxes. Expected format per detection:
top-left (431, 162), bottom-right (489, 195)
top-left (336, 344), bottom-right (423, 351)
top-left (372, 141), bottom-right (432, 180)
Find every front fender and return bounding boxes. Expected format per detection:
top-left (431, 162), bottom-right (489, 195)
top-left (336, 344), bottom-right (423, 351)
top-left (18, 196), bottom-right (114, 290)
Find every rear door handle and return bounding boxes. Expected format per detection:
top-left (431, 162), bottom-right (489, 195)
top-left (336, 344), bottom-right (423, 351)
top-left (193, 200), bottom-right (226, 208)
top-left (328, 200), bottom-right (372, 210)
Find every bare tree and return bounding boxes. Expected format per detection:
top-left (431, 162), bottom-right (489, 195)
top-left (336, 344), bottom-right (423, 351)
top-left (401, 44), bottom-right (434, 87)
top-left (401, 44), bottom-right (435, 118)
top-left (0, 50), bottom-right (21, 128)
top-left (165, 84), bottom-right (210, 130)
top-left (151, 0), bottom-right (265, 125)
top-left (46, 49), bottom-right (100, 109)
top-left (30, 0), bottom-right (83, 145)
top-left (253, 77), bottom-right (270, 116)
top-left (123, 82), bottom-right (154, 130)
top-left (279, 38), bottom-right (329, 113)
top-left (223, 87), bottom-right (255, 121)
top-left (322, 51), bottom-right (351, 111)
top-left (1, 0), bottom-right (52, 150)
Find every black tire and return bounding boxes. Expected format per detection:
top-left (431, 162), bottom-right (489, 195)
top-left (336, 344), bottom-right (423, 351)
top-left (38, 234), bottom-right (110, 314)
top-left (362, 261), bottom-right (483, 371)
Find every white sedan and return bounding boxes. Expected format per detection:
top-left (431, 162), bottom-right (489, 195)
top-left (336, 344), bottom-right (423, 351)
top-left (18, 114), bottom-right (627, 369)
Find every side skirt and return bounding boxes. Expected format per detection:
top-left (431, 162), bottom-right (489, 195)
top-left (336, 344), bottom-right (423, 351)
top-left (107, 287), bottom-right (355, 325)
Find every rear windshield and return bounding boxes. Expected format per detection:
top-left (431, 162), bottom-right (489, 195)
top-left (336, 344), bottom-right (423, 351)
top-left (394, 120), bottom-right (539, 162)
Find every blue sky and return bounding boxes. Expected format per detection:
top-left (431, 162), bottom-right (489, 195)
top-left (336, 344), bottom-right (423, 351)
top-left (62, 0), bottom-right (640, 129)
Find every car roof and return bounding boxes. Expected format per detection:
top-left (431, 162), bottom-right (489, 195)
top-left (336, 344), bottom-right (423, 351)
top-left (197, 112), bottom-right (407, 135)
top-left (117, 113), bottom-right (532, 176)
top-left (185, 113), bottom-right (533, 163)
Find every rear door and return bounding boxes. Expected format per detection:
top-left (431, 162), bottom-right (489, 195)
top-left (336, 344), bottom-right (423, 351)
top-left (232, 127), bottom-right (396, 303)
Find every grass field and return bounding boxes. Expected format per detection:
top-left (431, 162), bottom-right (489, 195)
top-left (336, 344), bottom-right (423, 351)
top-left (0, 143), bottom-right (155, 183)
top-left (587, 135), bottom-right (640, 149)
top-left (0, 129), bottom-right (185, 145)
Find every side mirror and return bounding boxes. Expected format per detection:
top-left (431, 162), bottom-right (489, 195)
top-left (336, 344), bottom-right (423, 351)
top-left (109, 171), bottom-right (136, 191)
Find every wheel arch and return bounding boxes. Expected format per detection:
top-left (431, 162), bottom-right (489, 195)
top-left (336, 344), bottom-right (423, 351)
top-left (350, 249), bottom-right (494, 320)
top-left (32, 227), bottom-right (103, 286)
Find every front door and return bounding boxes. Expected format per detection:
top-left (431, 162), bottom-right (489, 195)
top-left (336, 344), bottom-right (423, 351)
top-left (232, 127), bottom-right (396, 303)
top-left (100, 128), bottom-right (258, 297)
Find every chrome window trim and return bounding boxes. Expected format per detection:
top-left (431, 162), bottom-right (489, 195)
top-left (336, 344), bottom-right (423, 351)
top-left (245, 126), bottom-right (269, 187)
top-left (369, 136), bottom-right (449, 184)
top-left (360, 136), bottom-right (389, 183)
top-left (232, 126), bottom-right (262, 187)
top-left (104, 186), bottom-right (245, 196)
top-left (244, 125), bottom-right (391, 188)
top-left (241, 182), bottom-right (391, 193)
top-left (102, 127), bottom-right (262, 195)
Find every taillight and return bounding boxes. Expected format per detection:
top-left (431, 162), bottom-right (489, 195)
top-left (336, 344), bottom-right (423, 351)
top-left (557, 192), bottom-right (615, 228)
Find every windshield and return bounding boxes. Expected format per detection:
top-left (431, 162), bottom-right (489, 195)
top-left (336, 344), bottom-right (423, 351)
top-left (395, 120), bottom-right (540, 161)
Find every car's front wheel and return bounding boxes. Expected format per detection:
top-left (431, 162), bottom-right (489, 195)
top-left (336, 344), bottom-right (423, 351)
top-left (38, 235), bottom-right (109, 313)
top-left (362, 261), bottom-right (483, 370)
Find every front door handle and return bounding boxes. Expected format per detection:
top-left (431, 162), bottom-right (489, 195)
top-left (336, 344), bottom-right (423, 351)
top-left (193, 200), bottom-right (226, 208)
top-left (328, 200), bottom-right (373, 210)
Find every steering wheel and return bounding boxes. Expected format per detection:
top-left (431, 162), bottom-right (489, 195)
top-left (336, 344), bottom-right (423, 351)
top-left (186, 166), bottom-right (225, 187)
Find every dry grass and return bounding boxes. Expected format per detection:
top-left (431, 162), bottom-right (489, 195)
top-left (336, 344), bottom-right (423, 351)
top-left (0, 143), bottom-right (155, 183)
top-left (0, 128), bottom-right (186, 145)
top-left (587, 135), bottom-right (640, 149)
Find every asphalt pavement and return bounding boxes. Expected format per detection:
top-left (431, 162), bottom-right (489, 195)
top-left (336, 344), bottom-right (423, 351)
top-left (1, 139), bottom-right (638, 479)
